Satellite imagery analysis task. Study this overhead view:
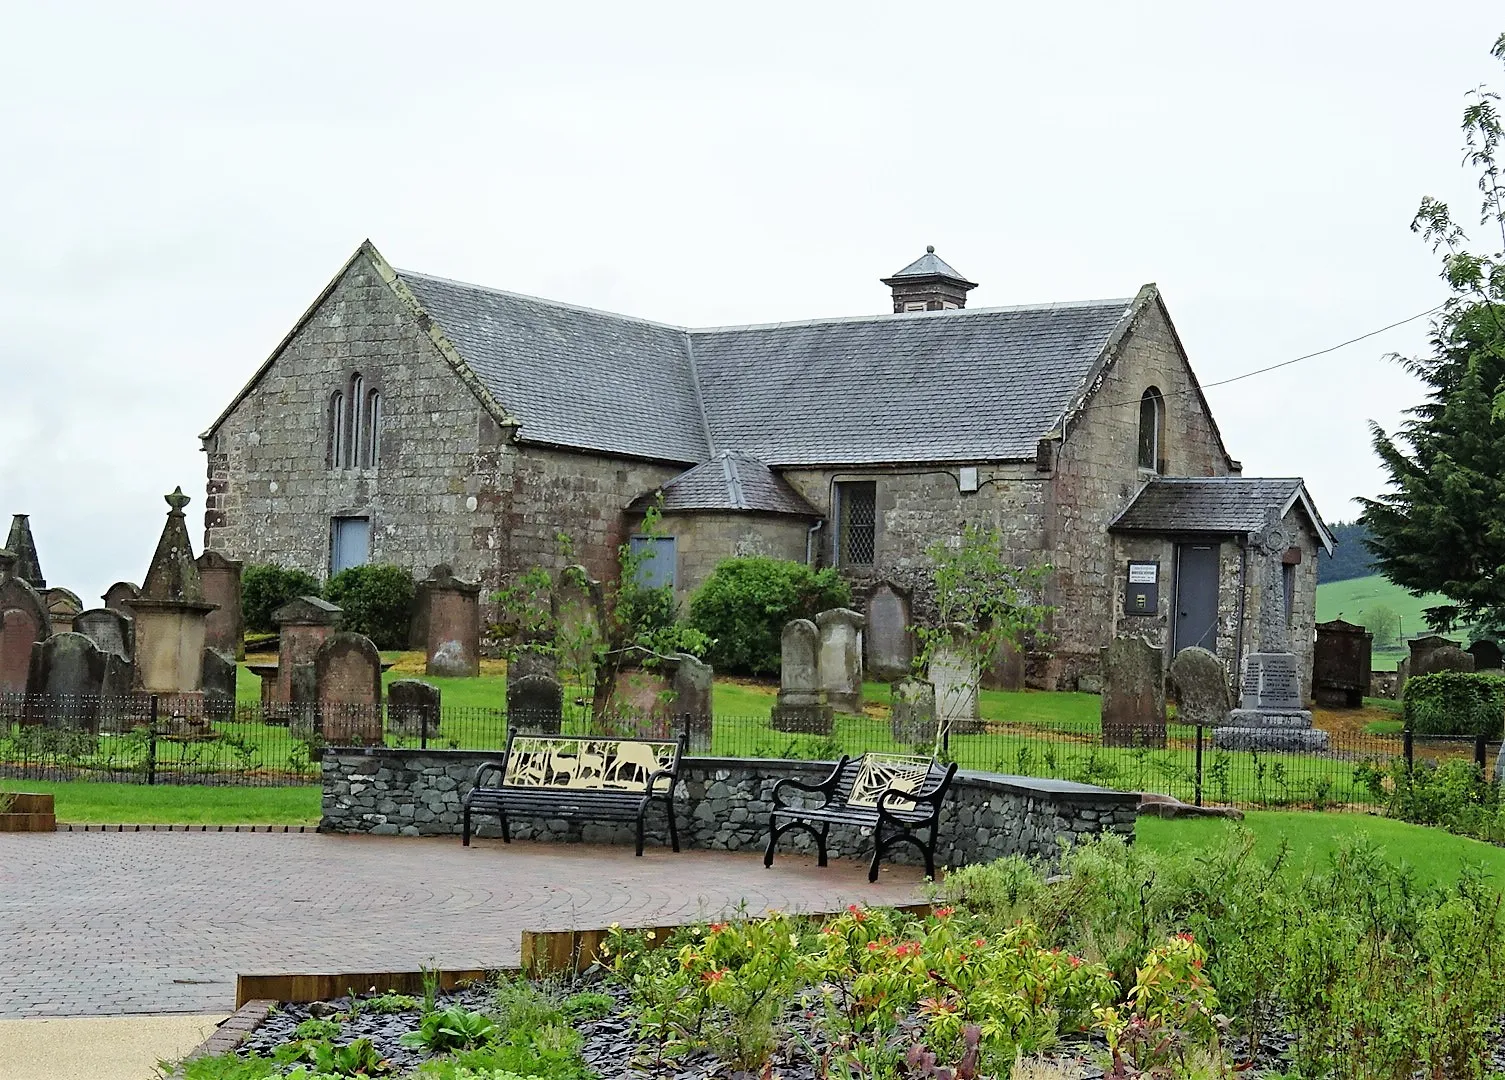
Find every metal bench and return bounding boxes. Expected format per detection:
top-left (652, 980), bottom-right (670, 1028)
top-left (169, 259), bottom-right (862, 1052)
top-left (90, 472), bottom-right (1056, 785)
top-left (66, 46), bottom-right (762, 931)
top-left (462, 731), bottom-right (684, 856)
top-left (764, 753), bottom-right (957, 882)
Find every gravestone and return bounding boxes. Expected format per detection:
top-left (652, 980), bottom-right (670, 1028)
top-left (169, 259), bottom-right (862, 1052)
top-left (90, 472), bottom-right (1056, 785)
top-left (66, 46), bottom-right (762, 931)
top-left (770, 618), bottom-right (833, 734)
top-left (75, 608), bottom-right (136, 719)
top-left (201, 648), bottom-right (237, 720)
top-left (1214, 514), bottom-right (1328, 751)
top-left (315, 632), bottom-right (383, 745)
top-left (196, 551), bottom-right (244, 660)
top-left (1470, 639), bottom-right (1503, 672)
top-left (6, 514), bottom-right (46, 588)
top-left (102, 581), bottom-right (140, 613)
top-left (73, 608), bottom-right (132, 662)
top-left (508, 674), bottom-right (563, 734)
top-left (929, 625), bottom-right (983, 735)
top-left (670, 653), bottom-right (714, 753)
top-left (42, 588), bottom-right (83, 635)
top-left (1415, 645), bottom-right (1474, 676)
top-left (1409, 634), bottom-right (1459, 673)
top-left (1101, 636), bottom-right (1167, 748)
top-left (890, 678), bottom-right (937, 745)
top-left (26, 633), bottom-right (107, 732)
top-left (131, 489), bottom-right (216, 708)
top-left (272, 596), bottom-right (343, 708)
top-left (508, 647), bottom-right (558, 720)
top-left (1167, 646), bottom-right (1229, 729)
top-left (420, 565), bottom-right (482, 678)
top-left (0, 577), bottom-right (50, 696)
top-left (387, 679), bottom-right (441, 740)
top-left (1312, 618), bottom-right (1372, 708)
top-left (981, 639), bottom-right (1027, 692)
top-left (815, 608), bottom-right (865, 714)
top-left (864, 582), bottom-right (912, 681)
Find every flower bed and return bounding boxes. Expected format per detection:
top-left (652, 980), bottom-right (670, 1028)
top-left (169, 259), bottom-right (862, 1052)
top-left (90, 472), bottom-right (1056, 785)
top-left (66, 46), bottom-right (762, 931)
top-left (177, 832), bottom-right (1505, 1079)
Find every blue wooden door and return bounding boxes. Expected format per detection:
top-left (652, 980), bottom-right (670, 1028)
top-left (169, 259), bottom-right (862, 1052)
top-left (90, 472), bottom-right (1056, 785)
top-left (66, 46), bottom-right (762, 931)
top-left (331, 517), bottom-right (370, 574)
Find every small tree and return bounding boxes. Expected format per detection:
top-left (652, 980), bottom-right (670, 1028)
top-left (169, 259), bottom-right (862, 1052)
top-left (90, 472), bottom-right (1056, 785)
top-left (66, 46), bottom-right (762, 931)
top-left (1360, 604), bottom-right (1400, 647)
top-left (912, 524), bottom-right (1054, 755)
top-left (324, 564), bottom-right (416, 649)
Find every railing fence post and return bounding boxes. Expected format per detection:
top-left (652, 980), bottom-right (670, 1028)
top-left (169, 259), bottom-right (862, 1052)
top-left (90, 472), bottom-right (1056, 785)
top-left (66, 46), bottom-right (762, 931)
top-left (1195, 722), bottom-right (1204, 807)
top-left (1404, 725), bottom-right (1414, 775)
top-left (147, 695), bottom-right (158, 786)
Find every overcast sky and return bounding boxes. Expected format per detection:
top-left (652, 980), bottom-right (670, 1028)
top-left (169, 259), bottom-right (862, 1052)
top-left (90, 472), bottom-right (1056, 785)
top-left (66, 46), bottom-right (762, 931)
top-left (1, 2), bottom-right (1500, 602)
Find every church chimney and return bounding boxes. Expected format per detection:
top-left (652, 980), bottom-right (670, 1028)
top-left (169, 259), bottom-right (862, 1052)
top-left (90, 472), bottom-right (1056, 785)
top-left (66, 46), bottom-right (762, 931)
top-left (882, 246), bottom-right (977, 313)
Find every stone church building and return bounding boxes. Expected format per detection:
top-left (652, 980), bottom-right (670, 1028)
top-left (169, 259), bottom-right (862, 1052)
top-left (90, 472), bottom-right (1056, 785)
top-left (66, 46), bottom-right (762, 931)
top-left (202, 241), bottom-right (1332, 695)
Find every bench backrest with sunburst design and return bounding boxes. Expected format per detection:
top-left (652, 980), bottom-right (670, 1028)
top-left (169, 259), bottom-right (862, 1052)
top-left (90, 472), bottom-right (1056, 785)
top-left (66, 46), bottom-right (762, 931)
top-left (499, 733), bottom-right (682, 794)
top-left (835, 752), bottom-right (949, 812)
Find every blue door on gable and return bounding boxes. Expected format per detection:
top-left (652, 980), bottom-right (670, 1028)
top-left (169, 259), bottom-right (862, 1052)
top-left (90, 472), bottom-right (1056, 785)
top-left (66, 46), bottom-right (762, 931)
top-left (630, 536), bottom-right (677, 590)
top-left (1172, 543), bottom-right (1220, 653)
top-left (331, 517), bottom-right (370, 575)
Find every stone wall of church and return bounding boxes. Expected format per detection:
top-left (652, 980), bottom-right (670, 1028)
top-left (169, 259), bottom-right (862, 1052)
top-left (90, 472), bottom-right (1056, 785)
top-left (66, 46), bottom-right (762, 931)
top-left (636, 511), bottom-right (814, 606)
top-left (1047, 297), bottom-right (1238, 687)
top-left (202, 253), bottom-right (511, 594)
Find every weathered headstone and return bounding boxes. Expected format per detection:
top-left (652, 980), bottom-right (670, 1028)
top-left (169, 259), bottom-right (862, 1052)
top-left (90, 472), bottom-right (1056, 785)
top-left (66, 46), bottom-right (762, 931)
top-left (1409, 634), bottom-right (1460, 673)
top-left (315, 631), bottom-right (383, 745)
top-left (1470, 639), bottom-right (1504, 672)
top-left (770, 618), bottom-right (833, 734)
top-left (420, 565), bottom-right (482, 678)
top-left (981, 638), bottom-right (1027, 692)
top-left (0, 577), bottom-right (51, 696)
top-left (890, 678), bottom-right (937, 745)
top-left (387, 678), bottom-right (441, 740)
top-left (73, 608), bottom-right (132, 662)
top-left (26, 633), bottom-right (107, 732)
top-left (272, 596), bottom-right (343, 707)
top-left (1416, 645), bottom-right (1475, 676)
top-left (508, 674), bottom-right (563, 734)
top-left (1100, 635), bottom-right (1167, 748)
top-left (1395, 655), bottom-right (1412, 698)
top-left (930, 625), bottom-right (982, 735)
top-left (196, 551), bottom-right (244, 660)
top-left (815, 607), bottom-right (865, 714)
top-left (864, 582), bottom-right (912, 681)
top-left (5, 514), bottom-right (46, 588)
top-left (102, 581), bottom-right (141, 613)
top-left (131, 489), bottom-right (216, 709)
top-left (1167, 646), bottom-right (1229, 728)
top-left (1312, 618), bottom-right (1372, 708)
top-left (42, 588), bottom-right (83, 636)
top-left (670, 653), bottom-right (713, 752)
top-left (201, 647), bottom-right (237, 720)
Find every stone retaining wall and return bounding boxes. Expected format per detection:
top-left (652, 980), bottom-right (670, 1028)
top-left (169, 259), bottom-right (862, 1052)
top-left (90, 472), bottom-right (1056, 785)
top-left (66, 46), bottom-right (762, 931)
top-left (320, 750), bottom-right (1138, 869)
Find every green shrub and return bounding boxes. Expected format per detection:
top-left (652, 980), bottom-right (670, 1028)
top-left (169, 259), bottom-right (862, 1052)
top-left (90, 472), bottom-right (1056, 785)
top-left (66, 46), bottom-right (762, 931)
top-left (688, 557), bottom-right (851, 675)
top-left (241, 564), bottom-right (320, 634)
top-left (1402, 671), bottom-right (1505, 736)
top-left (324, 564), bottom-right (416, 649)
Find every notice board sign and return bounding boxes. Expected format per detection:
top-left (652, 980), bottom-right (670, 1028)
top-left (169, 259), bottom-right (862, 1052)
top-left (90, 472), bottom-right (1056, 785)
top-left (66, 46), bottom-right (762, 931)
top-left (1125, 561), bottom-right (1159, 616)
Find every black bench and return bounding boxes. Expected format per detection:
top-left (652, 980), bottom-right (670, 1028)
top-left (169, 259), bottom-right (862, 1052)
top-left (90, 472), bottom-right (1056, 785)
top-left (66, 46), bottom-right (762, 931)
top-left (764, 753), bottom-right (957, 882)
top-left (462, 731), bottom-right (684, 855)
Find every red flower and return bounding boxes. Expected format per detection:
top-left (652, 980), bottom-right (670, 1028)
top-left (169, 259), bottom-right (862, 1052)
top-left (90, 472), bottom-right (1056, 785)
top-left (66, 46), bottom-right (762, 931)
top-left (895, 942), bottom-right (922, 958)
top-left (934, 906), bottom-right (955, 918)
top-left (973, 938), bottom-right (986, 948)
top-left (708, 922), bottom-right (728, 934)
top-left (702, 969), bottom-right (725, 983)
top-left (847, 904), bottom-right (868, 921)
top-left (1068, 956), bottom-right (1083, 968)
top-left (1176, 932), bottom-right (1195, 943)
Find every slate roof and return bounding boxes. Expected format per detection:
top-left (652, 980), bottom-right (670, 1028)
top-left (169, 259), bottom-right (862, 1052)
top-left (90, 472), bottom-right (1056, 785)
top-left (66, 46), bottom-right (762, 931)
top-left (398, 271), bottom-right (711, 463)
top-left (629, 451), bottom-right (820, 517)
top-left (1109, 478), bottom-right (1335, 552)
top-left (885, 247), bottom-right (974, 284)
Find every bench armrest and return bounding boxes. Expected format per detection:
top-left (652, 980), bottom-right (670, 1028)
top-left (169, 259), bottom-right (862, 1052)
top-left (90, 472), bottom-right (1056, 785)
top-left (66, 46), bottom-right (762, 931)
top-left (472, 759), bottom-right (507, 789)
top-left (771, 756), bottom-right (850, 810)
top-left (645, 768), bottom-right (679, 796)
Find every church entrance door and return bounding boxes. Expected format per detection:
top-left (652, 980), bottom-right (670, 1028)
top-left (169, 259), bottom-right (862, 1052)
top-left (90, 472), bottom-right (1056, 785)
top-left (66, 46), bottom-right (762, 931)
top-left (1172, 543), bottom-right (1220, 653)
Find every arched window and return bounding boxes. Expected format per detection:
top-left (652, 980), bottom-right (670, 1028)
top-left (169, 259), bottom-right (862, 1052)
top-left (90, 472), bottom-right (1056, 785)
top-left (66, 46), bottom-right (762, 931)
top-left (363, 390), bottom-right (381, 468)
top-left (328, 391), bottom-right (346, 469)
top-left (1137, 387), bottom-right (1165, 473)
top-left (348, 374), bottom-right (365, 469)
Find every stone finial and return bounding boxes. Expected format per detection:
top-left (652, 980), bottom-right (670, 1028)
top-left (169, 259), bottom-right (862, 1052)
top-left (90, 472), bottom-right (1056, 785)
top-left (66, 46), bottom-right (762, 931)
top-left (140, 489), bottom-right (207, 604)
top-left (6, 514), bottom-right (46, 590)
top-left (0, 547), bottom-right (16, 581)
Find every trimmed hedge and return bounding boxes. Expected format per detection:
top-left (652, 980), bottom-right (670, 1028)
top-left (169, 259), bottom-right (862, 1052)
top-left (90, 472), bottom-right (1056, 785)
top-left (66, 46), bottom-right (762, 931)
top-left (241, 564), bottom-right (321, 634)
top-left (324, 564), bottom-right (416, 650)
top-left (688, 557), bottom-right (851, 675)
top-left (1402, 671), bottom-right (1505, 737)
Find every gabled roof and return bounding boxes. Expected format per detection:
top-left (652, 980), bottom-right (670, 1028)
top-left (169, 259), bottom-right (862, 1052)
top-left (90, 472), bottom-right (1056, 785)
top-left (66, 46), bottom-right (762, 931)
top-left (629, 451), bottom-right (820, 517)
top-left (1109, 477), bottom-right (1335, 553)
top-left (884, 246), bottom-right (974, 285)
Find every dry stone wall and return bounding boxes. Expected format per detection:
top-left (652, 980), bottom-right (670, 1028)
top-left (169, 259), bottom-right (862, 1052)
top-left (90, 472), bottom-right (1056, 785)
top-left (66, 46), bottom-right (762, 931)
top-left (321, 749), bottom-right (1139, 867)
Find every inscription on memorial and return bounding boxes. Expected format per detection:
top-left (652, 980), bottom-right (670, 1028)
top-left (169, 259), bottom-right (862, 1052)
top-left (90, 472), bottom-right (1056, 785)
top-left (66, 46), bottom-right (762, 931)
top-left (1240, 653), bottom-right (1302, 710)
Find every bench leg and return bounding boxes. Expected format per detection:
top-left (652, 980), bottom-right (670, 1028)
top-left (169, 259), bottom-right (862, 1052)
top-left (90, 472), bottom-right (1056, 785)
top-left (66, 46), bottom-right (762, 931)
top-left (764, 816), bottom-right (779, 868)
top-left (499, 809), bottom-right (511, 844)
top-left (462, 803), bottom-right (472, 847)
top-left (867, 830), bottom-right (884, 883)
top-left (635, 811), bottom-right (646, 857)
top-left (666, 799), bottom-right (680, 853)
top-left (816, 823), bottom-right (829, 868)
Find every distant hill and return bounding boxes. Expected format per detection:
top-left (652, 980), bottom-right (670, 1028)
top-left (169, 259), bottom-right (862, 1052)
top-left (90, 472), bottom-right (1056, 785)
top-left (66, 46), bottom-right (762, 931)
top-left (1318, 520), bottom-right (1376, 584)
top-left (1315, 573), bottom-right (1448, 670)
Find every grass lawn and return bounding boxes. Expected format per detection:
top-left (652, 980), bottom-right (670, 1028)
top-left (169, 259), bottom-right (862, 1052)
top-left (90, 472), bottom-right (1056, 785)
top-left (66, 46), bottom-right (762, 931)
top-left (1138, 809), bottom-right (1505, 889)
top-left (1315, 573), bottom-right (1448, 670)
top-left (2, 779), bottom-right (320, 825)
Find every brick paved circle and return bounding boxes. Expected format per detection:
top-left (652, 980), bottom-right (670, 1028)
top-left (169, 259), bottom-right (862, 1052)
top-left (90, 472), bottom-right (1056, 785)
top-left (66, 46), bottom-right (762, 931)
top-left (0, 833), bottom-right (923, 1017)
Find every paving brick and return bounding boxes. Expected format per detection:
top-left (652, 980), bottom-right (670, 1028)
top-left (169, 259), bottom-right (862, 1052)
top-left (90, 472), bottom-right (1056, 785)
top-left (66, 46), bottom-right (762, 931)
top-left (0, 832), bottom-right (920, 1017)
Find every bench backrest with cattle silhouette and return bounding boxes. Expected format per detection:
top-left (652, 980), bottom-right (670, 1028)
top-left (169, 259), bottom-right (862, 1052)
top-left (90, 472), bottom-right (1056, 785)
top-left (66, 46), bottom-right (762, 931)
top-left (462, 731), bottom-right (685, 856)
